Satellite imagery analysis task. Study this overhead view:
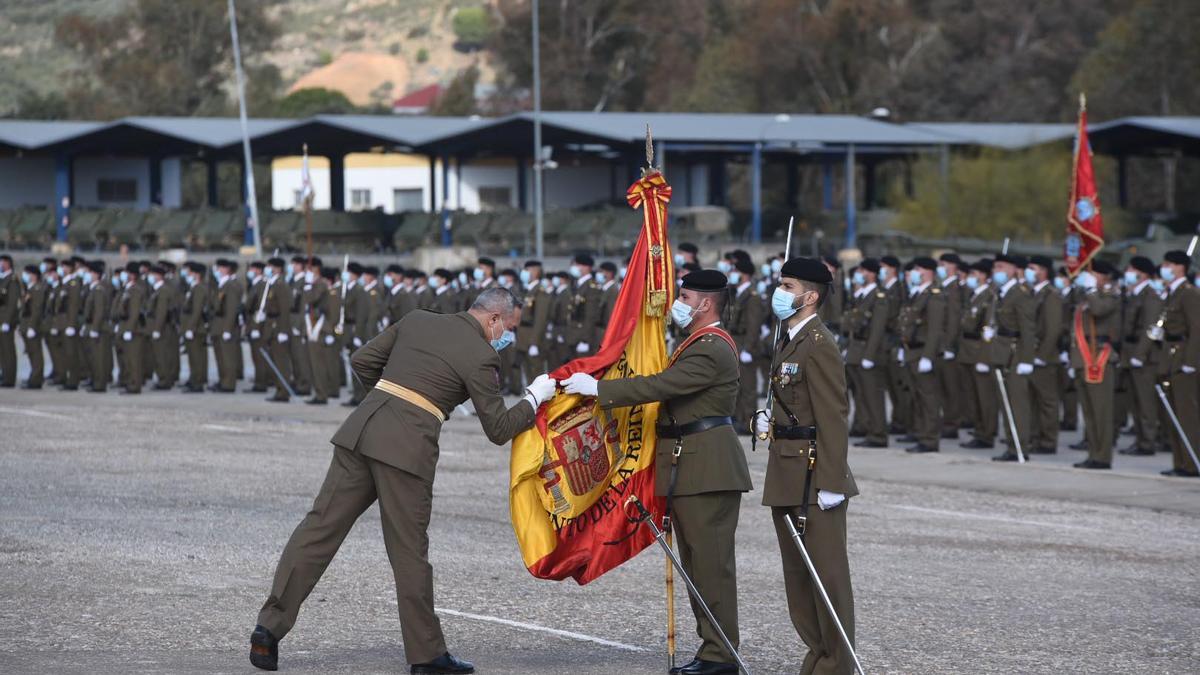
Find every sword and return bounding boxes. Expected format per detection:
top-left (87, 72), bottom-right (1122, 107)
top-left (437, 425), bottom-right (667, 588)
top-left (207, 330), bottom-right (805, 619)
top-left (258, 346), bottom-right (296, 399)
top-left (1155, 382), bottom-right (1200, 471)
top-left (624, 496), bottom-right (751, 675)
top-left (754, 215), bottom-right (795, 450)
top-left (993, 368), bottom-right (1026, 463)
top-left (783, 513), bottom-right (866, 675)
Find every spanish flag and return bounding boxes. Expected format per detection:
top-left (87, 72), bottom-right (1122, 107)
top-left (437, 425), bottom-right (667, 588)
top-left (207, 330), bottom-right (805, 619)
top-left (509, 172), bottom-right (673, 584)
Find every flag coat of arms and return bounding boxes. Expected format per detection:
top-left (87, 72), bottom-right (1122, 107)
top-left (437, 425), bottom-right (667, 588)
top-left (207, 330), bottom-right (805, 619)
top-left (1065, 94), bottom-right (1104, 277)
top-left (509, 171), bottom-right (673, 584)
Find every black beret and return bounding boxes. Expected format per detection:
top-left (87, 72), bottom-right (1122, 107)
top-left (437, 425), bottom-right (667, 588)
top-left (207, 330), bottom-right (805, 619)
top-left (734, 257), bottom-right (755, 275)
top-left (970, 259), bottom-right (993, 274)
top-left (1011, 255), bottom-right (1028, 267)
top-left (500, 268), bottom-right (518, 278)
top-left (385, 264), bottom-right (404, 275)
top-left (185, 262), bottom-right (205, 274)
top-left (1029, 255), bottom-right (1054, 271)
top-left (729, 249), bottom-right (750, 264)
top-left (70, 255), bottom-right (86, 266)
top-left (994, 253), bottom-right (1020, 266)
top-left (680, 269), bottom-right (728, 292)
top-left (411, 270), bottom-right (427, 279)
top-left (267, 257), bottom-right (285, 268)
top-left (88, 260), bottom-right (105, 273)
top-left (321, 266), bottom-right (339, 281)
top-left (346, 262), bottom-right (364, 275)
top-left (1128, 256), bottom-right (1155, 275)
top-left (291, 255), bottom-right (307, 264)
top-left (939, 253), bottom-right (963, 265)
top-left (125, 262), bottom-right (140, 274)
top-left (1091, 259), bottom-right (1116, 276)
top-left (477, 257), bottom-right (495, 268)
top-left (880, 255), bottom-right (900, 268)
top-left (138, 260), bottom-right (152, 269)
top-left (573, 253), bottom-right (595, 267)
top-left (157, 260), bottom-right (176, 271)
top-left (223, 261), bottom-right (239, 273)
top-left (682, 262), bottom-right (703, 274)
top-left (822, 254), bottom-right (840, 269)
top-left (248, 261), bottom-right (265, 270)
top-left (23, 264), bottom-right (39, 275)
top-left (308, 256), bottom-right (323, 268)
top-left (433, 268), bottom-right (452, 280)
top-left (599, 261), bottom-right (618, 274)
top-left (524, 259), bottom-right (542, 268)
top-left (149, 265), bottom-right (165, 275)
top-left (677, 242), bottom-right (698, 255)
top-left (362, 265), bottom-right (380, 277)
top-left (903, 261), bottom-right (915, 271)
top-left (43, 257), bottom-right (57, 265)
top-left (1164, 250), bottom-right (1190, 267)
top-left (781, 257), bottom-right (833, 284)
top-left (859, 258), bottom-right (880, 274)
top-left (913, 257), bottom-right (937, 271)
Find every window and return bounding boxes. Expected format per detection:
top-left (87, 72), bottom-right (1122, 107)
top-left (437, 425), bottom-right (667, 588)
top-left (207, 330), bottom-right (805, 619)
top-left (393, 188), bottom-right (424, 212)
top-left (350, 189), bottom-right (372, 211)
top-left (478, 186), bottom-right (512, 211)
top-left (98, 178), bottom-right (137, 202)
top-left (293, 190), bottom-right (303, 207)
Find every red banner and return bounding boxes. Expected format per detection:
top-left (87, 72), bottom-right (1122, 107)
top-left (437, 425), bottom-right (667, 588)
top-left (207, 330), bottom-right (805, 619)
top-left (1065, 94), bottom-right (1105, 277)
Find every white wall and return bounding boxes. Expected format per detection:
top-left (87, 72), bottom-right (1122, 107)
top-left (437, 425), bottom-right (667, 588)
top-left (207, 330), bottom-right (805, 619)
top-left (0, 157), bottom-right (56, 208)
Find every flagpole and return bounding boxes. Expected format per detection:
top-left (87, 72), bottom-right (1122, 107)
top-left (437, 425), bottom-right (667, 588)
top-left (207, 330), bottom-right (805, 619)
top-left (303, 143), bottom-right (313, 260)
top-left (228, 0), bottom-right (261, 257)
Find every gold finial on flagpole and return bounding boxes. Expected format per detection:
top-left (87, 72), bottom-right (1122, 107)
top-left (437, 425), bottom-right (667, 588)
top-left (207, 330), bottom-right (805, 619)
top-left (1079, 92), bottom-right (1086, 111)
top-left (643, 124), bottom-right (655, 177)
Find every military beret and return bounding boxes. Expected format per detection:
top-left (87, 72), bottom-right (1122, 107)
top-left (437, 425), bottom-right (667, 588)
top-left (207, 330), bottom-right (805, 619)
top-left (677, 242), bottom-right (699, 255)
top-left (1091, 259), bottom-right (1116, 276)
top-left (222, 260), bottom-right (239, 273)
top-left (599, 261), bottom-right (618, 274)
top-left (291, 255), bottom-right (307, 264)
top-left (1029, 255), bottom-right (1054, 271)
top-left (23, 264), bottom-right (40, 276)
top-left (1164, 250), bottom-right (1190, 267)
top-left (680, 269), bottom-right (728, 292)
top-left (434, 268), bottom-right (453, 280)
top-left (781, 257), bottom-right (833, 284)
top-left (880, 255), bottom-right (900, 268)
top-left (157, 260), bottom-right (176, 271)
top-left (362, 265), bottom-right (380, 277)
top-left (729, 249), bottom-right (751, 264)
top-left (994, 253), bottom-right (1021, 266)
top-left (970, 259), bottom-right (993, 274)
top-left (71, 255), bottom-right (87, 266)
top-left (138, 260), bottom-right (152, 269)
top-left (477, 257), bottom-right (495, 268)
top-left (524, 259), bottom-right (542, 268)
top-left (88, 260), bottom-right (105, 273)
top-left (913, 257), bottom-right (938, 271)
top-left (1128, 256), bottom-right (1155, 275)
top-left (903, 261), bottom-right (915, 271)
top-left (939, 253), bottom-right (963, 265)
top-left (1011, 255), bottom-right (1028, 267)
top-left (500, 268), bottom-right (518, 278)
top-left (267, 257), bottom-right (285, 268)
top-left (859, 258), bottom-right (881, 274)
top-left (346, 262), bottom-right (364, 275)
top-left (43, 257), bottom-right (57, 265)
top-left (249, 261), bottom-right (265, 270)
top-left (125, 262), bottom-right (140, 274)
top-left (822, 254), bottom-right (840, 269)
top-left (411, 270), bottom-right (427, 279)
top-left (385, 264), bottom-right (404, 275)
top-left (149, 265), bottom-right (165, 275)
top-left (734, 257), bottom-right (755, 275)
top-left (682, 262), bottom-right (702, 274)
top-left (321, 266), bottom-right (339, 281)
top-left (186, 262), bottom-right (205, 274)
top-left (574, 253), bottom-right (595, 267)
top-left (308, 256), bottom-right (323, 268)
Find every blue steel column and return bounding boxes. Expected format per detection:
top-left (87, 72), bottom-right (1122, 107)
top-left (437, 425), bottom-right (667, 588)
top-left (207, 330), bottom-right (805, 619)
top-left (206, 158), bottom-right (219, 207)
top-left (517, 156), bottom-right (528, 211)
top-left (329, 154), bottom-right (345, 212)
top-left (428, 155), bottom-right (437, 212)
top-left (750, 142), bottom-right (763, 243)
top-left (54, 154), bottom-right (71, 243)
top-left (844, 143), bottom-right (857, 250)
top-left (149, 156), bottom-right (162, 205)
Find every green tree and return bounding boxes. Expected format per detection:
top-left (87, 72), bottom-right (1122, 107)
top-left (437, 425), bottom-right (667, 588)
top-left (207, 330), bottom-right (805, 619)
top-left (453, 6), bottom-right (493, 49)
top-left (270, 87), bottom-right (359, 117)
top-left (430, 66), bottom-right (480, 116)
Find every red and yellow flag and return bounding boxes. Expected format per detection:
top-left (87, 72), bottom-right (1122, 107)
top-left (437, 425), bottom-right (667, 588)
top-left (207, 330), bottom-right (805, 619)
top-left (1065, 93), bottom-right (1104, 277)
top-left (509, 171), bottom-right (673, 584)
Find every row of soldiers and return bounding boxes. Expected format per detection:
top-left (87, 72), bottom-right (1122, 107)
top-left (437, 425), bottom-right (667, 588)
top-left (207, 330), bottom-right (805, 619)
top-left (819, 250), bottom-right (1200, 477)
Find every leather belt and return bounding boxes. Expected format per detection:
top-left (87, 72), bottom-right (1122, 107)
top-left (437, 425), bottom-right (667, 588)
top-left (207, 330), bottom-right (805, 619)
top-left (375, 379), bottom-right (446, 423)
top-left (998, 328), bottom-right (1020, 338)
top-left (962, 331), bottom-right (981, 340)
top-left (1166, 334), bottom-right (1184, 342)
top-left (655, 416), bottom-right (733, 439)
top-left (1125, 335), bottom-right (1139, 344)
top-left (772, 423), bottom-right (817, 440)
top-left (905, 341), bottom-right (925, 349)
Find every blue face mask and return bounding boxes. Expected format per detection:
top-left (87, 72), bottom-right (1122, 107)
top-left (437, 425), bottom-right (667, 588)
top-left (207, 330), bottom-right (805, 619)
top-left (852, 271), bottom-right (866, 286)
top-left (717, 260), bottom-right (732, 274)
top-left (21, 272), bottom-right (32, 286)
top-left (756, 280), bottom-right (768, 295)
top-left (992, 270), bottom-right (1009, 286)
top-left (491, 328), bottom-right (515, 352)
top-left (772, 287), bottom-right (798, 320)
top-left (1023, 268), bottom-right (1037, 284)
top-left (82, 272), bottom-right (93, 285)
top-left (383, 275), bottom-right (394, 288)
top-left (111, 276), bottom-right (121, 288)
top-left (1054, 277), bottom-right (1067, 290)
top-left (671, 298), bottom-right (697, 328)
top-left (936, 266), bottom-right (948, 280)
top-left (760, 264), bottom-right (772, 278)
top-left (264, 267), bottom-right (277, 281)
top-left (674, 254), bottom-right (685, 266)
top-left (907, 269), bottom-right (922, 286)
top-left (728, 271), bottom-right (741, 285)
top-left (341, 271), bottom-right (352, 285)
top-left (246, 271), bottom-right (258, 283)
top-left (519, 269), bottom-right (531, 285)
top-left (1149, 279), bottom-right (1164, 293)
top-left (1123, 271), bottom-right (1138, 287)
top-left (770, 260), bottom-right (783, 274)
top-left (1161, 265), bottom-right (1176, 282)
top-left (473, 268), bottom-right (485, 281)
top-left (879, 267), bottom-right (890, 282)
top-left (965, 276), bottom-right (979, 290)
top-left (119, 270), bottom-right (130, 285)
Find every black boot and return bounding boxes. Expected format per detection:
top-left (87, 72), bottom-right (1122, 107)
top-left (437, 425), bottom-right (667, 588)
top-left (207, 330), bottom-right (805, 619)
top-left (249, 625), bottom-right (278, 671)
top-left (410, 652), bottom-right (474, 674)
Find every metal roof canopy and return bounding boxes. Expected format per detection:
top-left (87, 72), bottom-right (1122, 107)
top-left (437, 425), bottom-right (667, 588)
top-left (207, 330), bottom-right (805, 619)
top-left (30, 117), bottom-right (298, 158)
top-left (1087, 117), bottom-right (1200, 157)
top-left (0, 120), bottom-right (104, 153)
top-left (908, 122), bottom-right (1075, 150)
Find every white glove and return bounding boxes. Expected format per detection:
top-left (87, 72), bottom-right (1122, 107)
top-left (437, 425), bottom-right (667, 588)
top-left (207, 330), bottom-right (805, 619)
top-left (1130, 357), bottom-right (1144, 369)
top-left (65, 326), bottom-right (76, 337)
top-left (122, 331), bottom-right (132, 342)
top-left (896, 348), bottom-right (906, 363)
top-left (1016, 362), bottom-right (1034, 376)
top-left (0, 323), bottom-right (8, 332)
top-left (89, 329), bottom-right (99, 339)
top-left (1067, 367), bottom-right (1076, 379)
top-left (25, 328), bottom-right (35, 339)
top-left (982, 326), bottom-right (995, 341)
top-left (1059, 351), bottom-right (1069, 365)
top-left (278, 332), bottom-right (289, 344)
top-left (861, 358), bottom-right (874, 370)
top-left (49, 328), bottom-right (58, 336)
top-left (739, 350), bottom-right (753, 364)
top-left (918, 357), bottom-right (933, 373)
top-left (1034, 357), bottom-right (1047, 367)
top-left (250, 329), bottom-right (261, 340)
top-left (528, 345), bottom-right (539, 357)
top-left (753, 410), bottom-right (771, 436)
top-left (556, 335), bottom-right (565, 344)
top-left (1183, 365), bottom-right (1197, 375)
top-left (524, 373), bottom-right (558, 406)
top-left (943, 351), bottom-right (955, 361)
top-left (352, 337), bottom-right (362, 348)
top-left (975, 363), bottom-right (990, 374)
top-left (152, 330), bottom-right (161, 340)
top-left (293, 327), bottom-right (302, 337)
top-left (324, 334), bottom-right (335, 346)
top-left (817, 490), bottom-right (846, 511)
top-left (562, 372), bottom-right (599, 397)
top-left (185, 330), bottom-right (194, 340)
top-left (576, 342), bottom-right (590, 354)
top-left (222, 331), bottom-right (232, 341)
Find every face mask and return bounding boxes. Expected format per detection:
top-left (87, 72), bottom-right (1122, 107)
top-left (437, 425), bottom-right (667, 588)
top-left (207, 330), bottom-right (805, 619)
top-left (302, 270), bottom-right (314, 283)
top-left (772, 287), bottom-right (798, 320)
top-left (879, 267), bottom-right (890, 281)
top-left (286, 269), bottom-right (295, 283)
top-left (770, 260), bottom-right (783, 274)
top-left (670, 298), bottom-right (698, 329)
top-left (1150, 279), bottom-right (1164, 293)
top-left (383, 275), bottom-right (395, 288)
top-left (473, 268), bottom-right (485, 281)
top-left (569, 265), bottom-right (582, 279)
top-left (756, 280), bottom-right (768, 295)
top-left (246, 271), bottom-right (258, 283)
top-left (1073, 272), bottom-right (1096, 289)
top-left (852, 271), bottom-right (866, 286)
top-left (1161, 265), bottom-right (1176, 282)
top-left (674, 253), bottom-right (685, 266)
top-left (429, 277), bottom-right (442, 289)
top-left (264, 267), bottom-right (277, 280)
top-left (21, 272), bottom-right (31, 286)
top-left (39, 262), bottom-right (49, 274)
top-left (907, 269), bottom-right (922, 286)
top-left (519, 269), bottom-right (531, 285)
top-left (728, 271), bottom-right (741, 285)
top-left (619, 267), bottom-right (627, 280)
top-left (936, 266), bottom-right (948, 280)
top-left (760, 263), bottom-right (772, 278)
top-left (717, 260), bottom-right (732, 274)
top-left (992, 270), bottom-right (1009, 286)
top-left (489, 320), bottom-right (515, 351)
top-left (341, 271), bottom-right (351, 285)
top-left (595, 272), bottom-right (607, 284)
top-left (56, 266), bottom-right (66, 278)
top-left (111, 276), bottom-right (121, 288)
top-left (1123, 271), bottom-right (1138, 287)
top-left (965, 276), bottom-right (979, 290)
top-left (499, 277), bottom-right (513, 289)
top-left (1054, 277), bottom-right (1067, 290)
top-left (119, 271), bottom-right (130, 285)
top-left (82, 272), bottom-right (93, 285)
top-left (1023, 268), bottom-right (1037, 284)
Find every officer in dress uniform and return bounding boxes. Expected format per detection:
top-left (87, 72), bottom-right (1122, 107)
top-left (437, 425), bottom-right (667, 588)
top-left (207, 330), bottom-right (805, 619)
top-left (1157, 250), bottom-right (1200, 477)
top-left (250, 287), bottom-right (557, 674)
top-left (727, 257), bottom-right (764, 435)
top-left (754, 257), bottom-right (858, 675)
top-left (567, 254), bottom-right (601, 356)
top-left (244, 262), bottom-right (270, 393)
top-left (1027, 255), bottom-right (1064, 454)
top-left (17, 264), bottom-right (47, 389)
top-left (960, 260), bottom-right (999, 449)
top-left (288, 256), bottom-right (313, 397)
top-left (430, 269), bottom-right (458, 315)
top-left (147, 265), bottom-right (179, 390)
top-left (1069, 260), bottom-right (1120, 469)
top-left (1117, 257), bottom-right (1164, 457)
top-left (262, 258), bottom-right (295, 403)
top-left (563, 269), bottom-right (751, 675)
top-left (180, 262), bottom-right (209, 393)
top-left (516, 260), bottom-right (550, 388)
top-left (846, 259), bottom-right (889, 448)
top-left (879, 255), bottom-right (910, 435)
top-left (0, 254), bottom-right (18, 387)
top-left (210, 260), bottom-right (243, 393)
top-left (115, 263), bottom-right (148, 395)
top-left (936, 254), bottom-right (967, 440)
top-left (899, 257), bottom-right (946, 453)
top-left (990, 253), bottom-right (1037, 462)
top-left (81, 260), bottom-right (112, 393)
top-left (305, 265), bottom-right (342, 405)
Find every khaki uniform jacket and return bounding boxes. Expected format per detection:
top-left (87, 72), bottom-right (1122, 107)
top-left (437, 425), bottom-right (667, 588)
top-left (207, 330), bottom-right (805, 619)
top-left (148, 282), bottom-right (176, 334)
top-left (313, 283), bottom-right (342, 338)
top-left (386, 286), bottom-right (416, 326)
top-left (53, 276), bottom-right (83, 332)
top-left (1159, 281), bottom-right (1200, 376)
top-left (18, 282), bottom-right (47, 334)
top-left (516, 284), bottom-right (550, 353)
top-left (727, 284), bottom-right (764, 356)
top-left (115, 282), bottom-right (147, 334)
top-left (411, 286), bottom-right (434, 311)
top-left (1033, 282), bottom-right (1064, 365)
top-left (763, 317), bottom-right (859, 506)
top-left (211, 280), bottom-right (243, 337)
top-left (259, 279), bottom-right (290, 339)
top-left (244, 279), bottom-right (266, 334)
top-left (82, 282), bottom-right (111, 334)
top-left (550, 287), bottom-right (571, 347)
top-left (957, 285), bottom-right (994, 365)
top-left (431, 287), bottom-right (458, 315)
top-left (844, 285), bottom-right (888, 365)
top-left (990, 281), bottom-right (1036, 367)
top-left (568, 276), bottom-right (601, 348)
top-left (332, 310), bottom-right (535, 481)
top-left (941, 278), bottom-right (965, 356)
top-left (596, 327), bottom-right (752, 497)
top-left (354, 283), bottom-right (384, 344)
top-left (818, 272), bottom-right (845, 331)
top-left (181, 283), bottom-right (209, 337)
top-left (0, 273), bottom-right (18, 326)
top-left (1069, 285), bottom-right (1120, 368)
top-left (1121, 284), bottom-right (1163, 367)
top-left (898, 284), bottom-right (945, 363)
top-left (596, 281), bottom-right (620, 346)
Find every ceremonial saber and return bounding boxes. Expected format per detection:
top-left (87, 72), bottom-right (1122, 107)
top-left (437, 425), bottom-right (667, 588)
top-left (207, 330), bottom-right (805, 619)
top-left (1156, 383), bottom-right (1200, 472)
top-left (754, 216), bottom-right (795, 450)
top-left (625, 496), bottom-right (750, 675)
top-left (258, 346), bottom-right (296, 399)
top-left (994, 369), bottom-right (1026, 463)
top-left (784, 513), bottom-right (866, 675)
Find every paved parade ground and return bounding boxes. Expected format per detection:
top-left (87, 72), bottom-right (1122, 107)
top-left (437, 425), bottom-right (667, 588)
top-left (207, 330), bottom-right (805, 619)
top-left (1, 387), bottom-right (1198, 674)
